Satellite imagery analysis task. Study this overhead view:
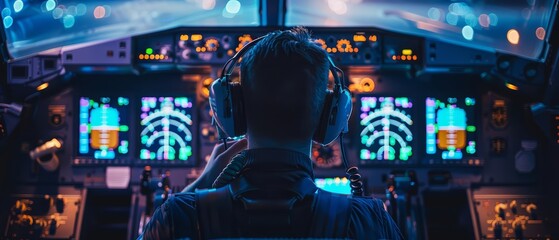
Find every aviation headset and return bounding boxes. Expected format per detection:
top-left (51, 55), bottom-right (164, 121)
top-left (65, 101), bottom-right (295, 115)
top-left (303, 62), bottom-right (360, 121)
top-left (209, 33), bottom-right (352, 145)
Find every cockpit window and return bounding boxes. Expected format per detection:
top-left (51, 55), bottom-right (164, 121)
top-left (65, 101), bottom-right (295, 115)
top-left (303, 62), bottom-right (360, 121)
top-left (285, 0), bottom-right (556, 61)
top-left (0, 0), bottom-right (260, 59)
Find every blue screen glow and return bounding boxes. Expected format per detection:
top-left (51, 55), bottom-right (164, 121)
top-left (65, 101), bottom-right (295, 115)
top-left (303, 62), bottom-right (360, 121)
top-left (315, 177), bottom-right (351, 195)
top-left (77, 96), bottom-right (130, 161)
top-left (139, 96), bottom-right (194, 163)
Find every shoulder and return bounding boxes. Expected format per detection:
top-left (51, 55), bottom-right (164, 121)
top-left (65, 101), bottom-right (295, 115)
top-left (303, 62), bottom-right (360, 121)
top-left (169, 192), bottom-right (197, 209)
top-left (138, 193), bottom-right (198, 240)
top-left (348, 196), bottom-right (404, 240)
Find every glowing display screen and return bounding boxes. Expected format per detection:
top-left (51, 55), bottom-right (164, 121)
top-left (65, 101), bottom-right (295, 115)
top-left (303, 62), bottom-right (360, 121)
top-left (359, 96), bottom-right (414, 164)
top-left (315, 177), bottom-right (351, 195)
top-left (139, 97), bottom-right (194, 164)
top-left (425, 97), bottom-right (478, 164)
top-left (78, 97), bottom-right (130, 161)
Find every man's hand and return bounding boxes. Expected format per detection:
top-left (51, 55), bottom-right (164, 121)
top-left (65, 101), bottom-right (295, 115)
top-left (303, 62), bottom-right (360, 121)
top-left (182, 139), bottom-right (247, 192)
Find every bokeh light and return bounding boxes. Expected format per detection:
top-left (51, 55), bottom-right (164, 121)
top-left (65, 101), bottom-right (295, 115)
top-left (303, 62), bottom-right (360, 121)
top-left (488, 13), bottom-right (498, 26)
top-left (225, 0), bottom-right (241, 14)
top-left (446, 12), bottom-right (459, 25)
top-left (76, 4), bottom-right (87, 16)
top-left (507, 29), bottom-right (520, 45)
top-left (201, 0), bottom-right (215, 10)
top-left (94, 6), bottom-right (106, 19)
top-left (462, 26), bottom-right (474, 41)
top-left (103, 5), bottom-right (112, 17)
top-left (67, 5), bottom-right (77, 16)
top-left (1, 8), bottom-right (10, 18)
top-left (427, 7), bottom-right (441, 21)
top-left (14, 0), bottom-right (24, 13)
top-left (478, 14), bottom-right (490, 28)
top-left (3, 16), bottom-right (13, 28)
top-left (535, 27), bottom-right (546, 40)
top-left (465, 14), bottom-right (477, 27)
top-left (46, 0), bottom-right (56, 11)
top-left (63, 15), bottom-right (75, 28)
top-left (52, 7), bottom-right (63, 19)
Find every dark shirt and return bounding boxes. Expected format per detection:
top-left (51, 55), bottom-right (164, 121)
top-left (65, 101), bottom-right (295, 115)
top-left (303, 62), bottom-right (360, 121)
top-left (139, 148), bottom-right (403, 239)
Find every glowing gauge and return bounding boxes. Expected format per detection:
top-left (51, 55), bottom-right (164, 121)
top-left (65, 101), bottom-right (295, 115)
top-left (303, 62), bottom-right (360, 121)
top-left (236, 34), bottom-right (253, 52)
top-left (349, 77), bottom-right (376, 93)
top-left (204, 38), bottom-right (219, 52)
top-left (425, 97), bottom-right (477, 162)
top-left (312, 142), bottom-right (342, 168)
top-left (359, 97), bottom-right (414, 162)
top-left (78, 97), bottom-right (130, 161)
top-left (314, 38), bottom-right (327, 50)
top-left (336, 39), bottom-right (353, 53)
top-left (140, 97), bottom-right (194, 162)
top-left (359, 78), bottom-right (375, 92)
top-left (200, 77), bottom-right (213, 98)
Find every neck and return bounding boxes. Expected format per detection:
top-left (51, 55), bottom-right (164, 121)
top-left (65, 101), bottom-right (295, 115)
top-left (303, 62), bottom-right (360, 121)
top-left (246, 134), bottom-right (312, 157)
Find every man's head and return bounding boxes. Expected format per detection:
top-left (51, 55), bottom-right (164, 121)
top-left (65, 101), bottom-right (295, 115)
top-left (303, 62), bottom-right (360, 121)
top-left (240, 27), bottom-right (330, 142)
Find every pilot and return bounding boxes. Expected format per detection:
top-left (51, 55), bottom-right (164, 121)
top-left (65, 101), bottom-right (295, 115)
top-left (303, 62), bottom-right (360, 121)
top-left (139, 27), bottom-right (403, 239)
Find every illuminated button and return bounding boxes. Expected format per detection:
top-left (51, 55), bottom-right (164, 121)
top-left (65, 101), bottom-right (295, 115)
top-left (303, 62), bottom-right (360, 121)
top-left (191, 34), bottom-right (203, 41)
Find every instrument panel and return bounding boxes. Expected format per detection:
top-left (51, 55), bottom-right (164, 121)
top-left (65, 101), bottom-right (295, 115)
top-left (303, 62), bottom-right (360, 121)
top-left (134, 28), bottom-right (421, 67)
top-left (1, 26), bottom-right (556, 239)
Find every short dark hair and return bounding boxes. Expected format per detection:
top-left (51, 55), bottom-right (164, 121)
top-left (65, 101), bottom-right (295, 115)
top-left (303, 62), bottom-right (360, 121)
top-left (240, 27), bottom-right (330, 141)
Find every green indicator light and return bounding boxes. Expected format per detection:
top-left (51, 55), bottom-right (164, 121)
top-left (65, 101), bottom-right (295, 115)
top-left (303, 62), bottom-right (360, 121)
top-left (466, 145), bottom-right (476, 154)
top-left (186, 146), bottom-right (192, 156)
top-left (118, 97), bottom-right (129, 106)
top-left (361, 135), bottom-right (368, 145)
top-left (118, 146), bottom-right (128, 154)
top-left (466, 126), bottom-right (476, 132)
top-left (465, 97), bottom-right (476, 106)
top-left (400, 154), bottom-right (408, 161)
top-left (360, 149), bottom-right (368, 159)
top-left (119, 125), bottom-right (129, 132)
top-left (140, 149), bottom-right (148, 159)
top-left (179, 148), bottom-right (187, 160)
top-left (146, 48), bottom-right (153, 55)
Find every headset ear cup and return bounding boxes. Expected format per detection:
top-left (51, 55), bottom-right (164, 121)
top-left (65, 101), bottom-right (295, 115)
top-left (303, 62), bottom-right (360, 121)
top-left (209, 77), bottom-right (235, 138)
top-left (313, 90), bottom-right (334, 144)
top-left (313, 89), bottom-right (352, 145)
top-left (230, 83), bottom-right (246, 136)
